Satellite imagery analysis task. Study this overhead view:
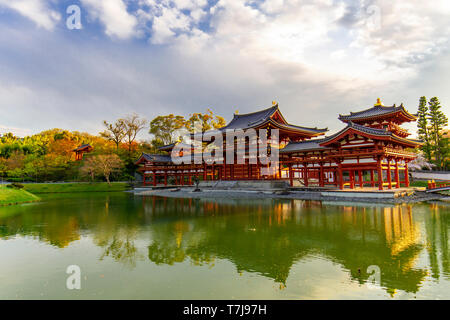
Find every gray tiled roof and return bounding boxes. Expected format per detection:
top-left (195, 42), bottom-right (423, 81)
top-left (141, 153), bottom-right (173, 163)
top-left (280, 139), bottom-right (329, 153)
top-left (158, 142), bottom-right (192, 151)
top-left (73, 144), bottom-right (92, 151)
top-left (221, 106), bottom-right (278, 130)
top-left (281, 121), bottom-right (421, 153)
top-left (339, 104), bottom-right (417, 121)
top-left (321, 121), bottom-right (421, 145)
top-left (221, 105), bottom-right (327, 133)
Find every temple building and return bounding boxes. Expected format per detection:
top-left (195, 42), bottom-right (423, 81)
top-left (73, 144), bottom-right (93, 161)
top-left (136, 99), bottom-right (421, 190)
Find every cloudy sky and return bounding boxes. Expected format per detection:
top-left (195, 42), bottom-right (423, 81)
top-left (0, 0), bottom-right (449, 138)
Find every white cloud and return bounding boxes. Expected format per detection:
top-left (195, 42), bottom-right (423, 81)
top-left (0, 0), bottom-right (449, 137)
top-left (151, 6), bottom-right (192, 44)
top-left (0, 0), bottom-right (60, 30)
top-left (81, 0), bottom-right (138, 39)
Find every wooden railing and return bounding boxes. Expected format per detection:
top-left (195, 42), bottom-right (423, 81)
top-left (427, 180), bottom-right (450, 189)
top-left (383, 147), bottom-right (416, 157)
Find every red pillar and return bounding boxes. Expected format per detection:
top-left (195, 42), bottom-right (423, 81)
top-left (319, 163), bottom-right (324, 187)
top-left (349, 170), bottom-right (355, 189)
top-left (358, 170), bottom-right (363, 188)
top-left (394, 159), bottom-right (400, 188)
top-left (377, 157), bottom-right (383, 191)
top-left (304, 164), bottom-right (309, 187)
top-left (405, 162), bottom-right (410, 187)
top-left (153, 172), bottom-right (156, 186)
top-left (164, 171), bottom-right (167, 186)
top-left (289, 163), bottom-right (293, 186)
top-left (338, 162), bottom-right (344, 189)
top-left (370, 170), bottom-right (375, 187)
top-left (143, 173), bottom-right (146, 186)
top-left (387, 159), bottom-right (392, 190)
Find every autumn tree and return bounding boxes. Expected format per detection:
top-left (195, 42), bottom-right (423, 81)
top-left (80, 154), bottom-right (123, 184)
top-left (417, 96), bottom-right (432, 162)
top-left (100, 119), bottom-right (126, 152)
top-left (428, 97), bottom-right (448, 170)
top-left (185, 109), bottom-right (226, 132)
top-left (123, 113), bottom-right (147, 157)
top-left (79, 157), bottom-right (97, 182)
top-left (149, 114), bottom-right (186, 145)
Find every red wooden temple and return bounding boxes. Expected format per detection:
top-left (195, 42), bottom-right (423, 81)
top-left (136, 99), bottom-right (421, 190)
top-left (73, 144), bottom-right (93, 161)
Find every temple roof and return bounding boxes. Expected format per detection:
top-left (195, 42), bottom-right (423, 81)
top-left (158, 142), bottom-right (193, 151)
top-left (320, 122), bottom-right (422, 146)
top-left (280, 139), bottom-right (329, 153)
top-left (221, 105), bottom-right (328, 134)
top-left (73, 144), bottom-right (92, 152)
top-left (135, 153), bottom-right (172, 164)
top-left (339, 100), bottom-right (417, 123)
top-left (280, 121), bottom-right (422, 153)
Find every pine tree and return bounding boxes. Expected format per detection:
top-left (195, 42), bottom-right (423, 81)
top-left (428, 97), bottom-right (448, 170)
top-left (417, 96), bottom-right (432, 162)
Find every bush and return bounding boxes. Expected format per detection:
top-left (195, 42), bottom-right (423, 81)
top-left (6, 182), bottom-right (25, 189)
top-left (12, 182), bottom-right (25, 189)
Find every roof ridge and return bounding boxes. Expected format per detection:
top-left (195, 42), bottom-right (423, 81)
top-left (233, 105), bottom-right (278, 118)
top-left (341, 104), bottom-right (397, 118)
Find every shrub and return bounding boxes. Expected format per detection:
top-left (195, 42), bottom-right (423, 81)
top-left (6, 182), bottom-right (25, 189)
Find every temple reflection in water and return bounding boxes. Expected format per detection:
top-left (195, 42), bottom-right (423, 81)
top-left (0, 194), bottom-right (448, 297)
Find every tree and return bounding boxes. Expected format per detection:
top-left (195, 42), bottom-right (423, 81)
top-left (185, 109), bottom-right (226, 132)
top-left (428, 97), bottom-right (448, 170)
top-left (149, 114), bottom-right (186, 146)
top-left (0, 157), bottom-right (7, 182)
top-left (408, 153), bottom-right (435, 171)
top-left (79, 157), bottom-right (97, 182)
top-left (100, 119), bottom-right (126, 152)
top-left (123, 113), bottom-right (147, 157)
top-left (80, 154), bottom-right (123, 185)
top-left (417, 96), bottom-right (432, 162)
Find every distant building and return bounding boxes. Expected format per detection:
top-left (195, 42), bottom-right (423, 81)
top-left (73, 144), bottom-right (93, 161)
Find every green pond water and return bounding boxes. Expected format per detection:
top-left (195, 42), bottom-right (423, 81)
top-left (0, 192), bottom-right (448, 299)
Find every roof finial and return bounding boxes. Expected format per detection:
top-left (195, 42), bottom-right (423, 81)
top-left (374, 98), bottom-right (383, 106)
top-left (234, 109), bottom-right (239, 114)
top-left (272, 100), bottom-right (278, 106)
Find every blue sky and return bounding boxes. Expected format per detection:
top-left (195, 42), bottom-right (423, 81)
top-left (0, 0), bottom-right (449, 138)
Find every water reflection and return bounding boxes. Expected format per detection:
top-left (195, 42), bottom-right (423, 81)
top-left (0, 193), bottom-right (448, 296)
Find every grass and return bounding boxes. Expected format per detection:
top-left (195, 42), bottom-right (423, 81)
top-left (410, 181), bottom-right (429, 188)
top-left (23, 182), bottom-right (131, 194)
top-left (0, 185), bottom-right (41, 206)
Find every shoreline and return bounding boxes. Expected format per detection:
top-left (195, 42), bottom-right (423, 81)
top-left (133, 188), bottom-right (449, 204)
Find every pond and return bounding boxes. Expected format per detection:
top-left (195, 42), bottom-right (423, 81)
top-left (0, 192), bottom-right (448, 299)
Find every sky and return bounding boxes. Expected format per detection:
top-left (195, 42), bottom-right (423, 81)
top-left (0, 0), bottom-right (449, 139)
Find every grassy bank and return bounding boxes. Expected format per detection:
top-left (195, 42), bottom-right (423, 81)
top-left (0, 185), bottom-right (41, 206)
top-left (23, 182), bottom-right (131, 194)
top-left (410, 181), bottom-right (430, 188)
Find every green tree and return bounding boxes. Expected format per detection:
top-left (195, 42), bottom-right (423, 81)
top-left (149, 114), bottom-right (186, 146)
top-left (428, 97), bottom-right (448, 170)
top-left (417, 96), bottom-right (432, 162)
